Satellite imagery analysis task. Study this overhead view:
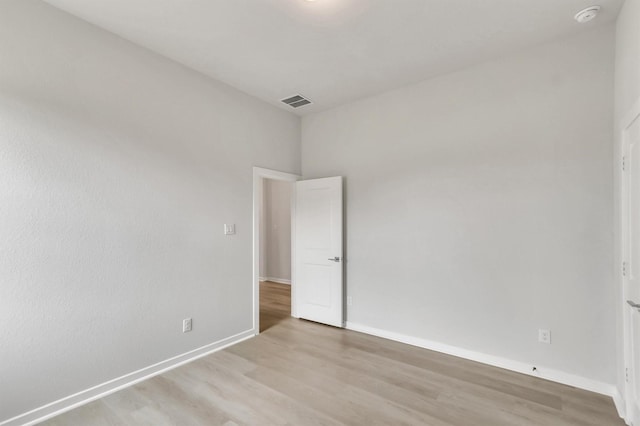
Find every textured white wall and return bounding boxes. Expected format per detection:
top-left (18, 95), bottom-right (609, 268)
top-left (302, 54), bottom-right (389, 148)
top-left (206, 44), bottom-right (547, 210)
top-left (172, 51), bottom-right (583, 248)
top-left (614, 0), bottom-right (640, 401)
top-left (302, 26), bottom-right (616, 384)
top-left (262, 179), bottom-right (292, 282)
top-left (0, 0), bottom-right (299, 422)
top-left (615, 0), bottom-right (640, 117)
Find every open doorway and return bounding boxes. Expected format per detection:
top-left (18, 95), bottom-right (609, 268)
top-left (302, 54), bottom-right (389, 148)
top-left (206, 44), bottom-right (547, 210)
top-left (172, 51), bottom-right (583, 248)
top-left (252, 167), bottom-right (299, 334)
top-left (259, 178), bottom-right (293, 331)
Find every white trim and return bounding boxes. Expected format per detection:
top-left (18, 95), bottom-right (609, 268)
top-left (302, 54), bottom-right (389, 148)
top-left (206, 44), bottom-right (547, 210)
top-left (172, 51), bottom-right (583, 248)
top-left (613, 389), bottom-right (627, 421)
top-left (621, 97), bottom-right (640, 133)
top-left (0, 329), bottom-right (255, 426)
top-left (252, 167), bottom-right (300, 333)
top-left (290, 183), bottom-right (299, 318)
top-left (620, 98), bottom-right (640, 426)
top-left (259, 277), bottom-right (291, 285)
top-left (345, 322), bottom-right (621, 404)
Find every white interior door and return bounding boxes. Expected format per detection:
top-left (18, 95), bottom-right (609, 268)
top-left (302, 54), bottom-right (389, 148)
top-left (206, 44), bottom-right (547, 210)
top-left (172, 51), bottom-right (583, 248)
top-left (623, 109), bottom-right (640, 424)
top-left (294, 176), bottom-right (343, 327)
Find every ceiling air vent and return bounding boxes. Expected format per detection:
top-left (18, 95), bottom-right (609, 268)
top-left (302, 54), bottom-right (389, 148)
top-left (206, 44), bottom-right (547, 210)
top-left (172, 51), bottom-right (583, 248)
top-left (281, 94), bottom-right (312, 108)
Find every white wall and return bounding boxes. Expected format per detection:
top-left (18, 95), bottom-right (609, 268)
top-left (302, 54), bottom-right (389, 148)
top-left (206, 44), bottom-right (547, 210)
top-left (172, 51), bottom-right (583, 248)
top-left (302, 26), bottom-right (616, 385)
top-left (0, 0), bottom-right (299, 423)
top-left (615, 0), bottom-right (640, 116)
top-left (261, 179), bottom-right (292, 283)
top-left (614, 0), bottom-right (640, 405)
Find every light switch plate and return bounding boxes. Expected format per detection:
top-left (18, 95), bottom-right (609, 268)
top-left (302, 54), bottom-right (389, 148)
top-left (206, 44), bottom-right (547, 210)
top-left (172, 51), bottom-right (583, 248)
top-left (224, 224), bottom-right (236, 235)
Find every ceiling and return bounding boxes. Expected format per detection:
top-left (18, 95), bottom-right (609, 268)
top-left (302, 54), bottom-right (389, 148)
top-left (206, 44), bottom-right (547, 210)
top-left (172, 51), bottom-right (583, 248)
top-left (42, 0), bottom-right (622, 115)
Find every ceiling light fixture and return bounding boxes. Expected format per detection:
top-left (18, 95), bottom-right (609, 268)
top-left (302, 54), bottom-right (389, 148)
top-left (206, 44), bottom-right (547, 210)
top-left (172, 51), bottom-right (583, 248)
top-left (574, 6), bottom-right (601, 23)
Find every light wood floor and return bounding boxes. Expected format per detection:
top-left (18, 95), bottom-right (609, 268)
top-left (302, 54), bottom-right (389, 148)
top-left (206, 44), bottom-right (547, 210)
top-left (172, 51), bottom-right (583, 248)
top-left (259, 281), bottom-right (291, 333)
top-left (41, 281), bottom-right (623, 425)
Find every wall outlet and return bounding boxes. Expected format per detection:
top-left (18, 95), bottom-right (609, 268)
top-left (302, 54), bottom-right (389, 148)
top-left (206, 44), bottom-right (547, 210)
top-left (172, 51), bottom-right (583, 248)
top-left (347, 296), bottom-right (353, 306)
top-left (224, 224), bottom-right (236, 235)
top-left (538, 329), bottom-right (551, 344)
top-left (183, 318), bottom-right (193, 333)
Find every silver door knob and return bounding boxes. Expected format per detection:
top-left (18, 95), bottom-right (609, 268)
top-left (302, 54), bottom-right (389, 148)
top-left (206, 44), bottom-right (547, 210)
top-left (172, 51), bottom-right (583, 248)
top-left (628, 300), bottom-right (640, 311)
top-left (328, 257), bottom-right (341, 262)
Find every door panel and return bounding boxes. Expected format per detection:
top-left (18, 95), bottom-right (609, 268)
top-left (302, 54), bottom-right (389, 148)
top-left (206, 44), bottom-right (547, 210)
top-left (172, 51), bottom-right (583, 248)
top-left (295, 177), bottom-right (343, 327)
top-left (624, 111), bottom-right (640, 424)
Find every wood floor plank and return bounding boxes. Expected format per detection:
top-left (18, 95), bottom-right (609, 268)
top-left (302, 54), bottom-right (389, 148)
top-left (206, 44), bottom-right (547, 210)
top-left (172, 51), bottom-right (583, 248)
top-left (265, 318), bottom-right (564, 411)
top-left (229, 340), bottom-right (445, 425)
top-left (42, 400), bottom-right (123, 426)
top-left (172, 347), bottom-right (340, 426)
top-left (255, 328), bottom-right (547, 426)
top-left (40, 281), bottom-right (624, 425)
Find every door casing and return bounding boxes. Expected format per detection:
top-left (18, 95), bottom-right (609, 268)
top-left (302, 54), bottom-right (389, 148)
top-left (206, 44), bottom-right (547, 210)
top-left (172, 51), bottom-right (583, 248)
top-left (621, 97), bottom-right (640, 425)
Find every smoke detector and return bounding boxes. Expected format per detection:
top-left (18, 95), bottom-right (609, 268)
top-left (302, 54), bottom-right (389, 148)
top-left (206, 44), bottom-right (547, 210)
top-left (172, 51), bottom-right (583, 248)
top-left (574, 6), bottom-right (600, 23)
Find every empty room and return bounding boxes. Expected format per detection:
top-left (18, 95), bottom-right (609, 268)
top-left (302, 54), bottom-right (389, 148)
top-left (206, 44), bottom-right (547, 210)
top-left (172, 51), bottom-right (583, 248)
top-left (2, 0), bottom-right (640, 425)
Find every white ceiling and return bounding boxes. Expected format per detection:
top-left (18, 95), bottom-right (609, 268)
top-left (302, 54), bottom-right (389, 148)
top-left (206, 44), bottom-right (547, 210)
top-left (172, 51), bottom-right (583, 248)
top-left (43, 0), bottom-right (622, 115)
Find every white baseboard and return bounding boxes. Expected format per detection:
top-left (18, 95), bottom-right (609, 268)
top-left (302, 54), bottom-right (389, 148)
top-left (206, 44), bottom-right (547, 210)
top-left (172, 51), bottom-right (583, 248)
top-left (1, 329), bottom-right (256, 426)
top-left (259, 277), bottom-right (291, 285)
top-left (345, 322), bottom-right (623, 416)
top-left (612, 389), bottom-right (627, 423)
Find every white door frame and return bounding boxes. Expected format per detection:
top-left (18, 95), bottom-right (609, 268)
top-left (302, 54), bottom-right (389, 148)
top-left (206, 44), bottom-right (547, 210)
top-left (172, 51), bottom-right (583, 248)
top-left (621, 98), bottom-right (640, 424)
top-left (252, 167), bottom-right (300, 334)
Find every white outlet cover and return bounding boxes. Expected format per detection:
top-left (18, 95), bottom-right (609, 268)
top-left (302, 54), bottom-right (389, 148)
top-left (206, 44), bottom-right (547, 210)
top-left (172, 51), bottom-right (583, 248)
top-left (183, 318), bottom-right (193, 333)
top-left (538, 329), bottom-right (551, 344)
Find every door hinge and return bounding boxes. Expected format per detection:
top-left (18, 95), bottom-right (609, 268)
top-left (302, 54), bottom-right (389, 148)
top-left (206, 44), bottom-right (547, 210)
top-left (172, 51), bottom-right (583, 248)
top-left (623, 156), bottom-right (626, 171)
top-left (626, 367), bottom-right (630, 383)
top-left (623, 261), bottom-right (627, 277)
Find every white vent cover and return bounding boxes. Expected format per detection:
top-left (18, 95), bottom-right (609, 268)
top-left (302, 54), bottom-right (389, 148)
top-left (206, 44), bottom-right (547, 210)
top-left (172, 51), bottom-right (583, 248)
top-left (574, 6), bottom-right (600, 23)
top-left (281, 94), bottom-right (312, 108)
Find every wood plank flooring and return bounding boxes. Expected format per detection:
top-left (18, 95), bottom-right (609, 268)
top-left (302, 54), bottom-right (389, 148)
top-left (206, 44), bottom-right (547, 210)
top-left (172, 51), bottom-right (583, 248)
top-left (259, 281), bottom-right (291, 332)
top-left (41, 281), bottom-right (624, 425)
